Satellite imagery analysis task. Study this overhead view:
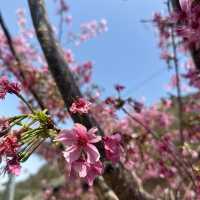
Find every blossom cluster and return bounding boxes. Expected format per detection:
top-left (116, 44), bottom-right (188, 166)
top-left (56, 123), bottom-right (122, 185)
top-left (0, 76), bottom-right (21, 99)
top-left (0, 134), bottom-right (21, 175)
top-left (2, 0), bottom-right (200, 198)
top-left (56, 98), bottom-right (122, 185)
top-left (70, 98), bottom-right (91, 114)
top-left (68, 19), bottom-right (108, 45)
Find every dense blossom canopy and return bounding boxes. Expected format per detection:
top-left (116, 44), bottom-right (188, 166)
top-left (1, 0), bottom-right (200, 199)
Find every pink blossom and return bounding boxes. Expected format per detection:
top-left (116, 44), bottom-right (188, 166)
top-left (64, 49), bottom-right (74, 64)
top-left (69, 159), bottom-right (88, 179)
top-left (6, 157), bottom-right (21, 176)
top-left (56, 123), bottom-right (101, 163)
top-left (85, 161), bottom-right (103, 186)
top-left (68, 19), bottom-right (108, 45)
top-left (103, 133), bottom-right (122, 164)
top-left (0, 76), bottom-right (21, 99)
top-left (0, 134), bottom-right (19, 156)
top-left (70, 98), bottom-right (91, 114)
top-left (70, 160), bottom-right (103, 186)
top-left (0, 134), bottom-right (21, 175)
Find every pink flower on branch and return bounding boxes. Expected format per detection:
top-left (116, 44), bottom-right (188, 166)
top-left (69, 159), bottom-right (103, 186)
top-left (0, 134), bottom-right (19, 156)
top-left (103, 133), bottom-right (122, 164)
top-left (0, 134), bottom-right (21, 175)
top-left (56, 123), bottom-right (101, 164)
top-left (85, 161), bottom-right (103, 186)
top-left (6, 157), bottom-right (21, 176)
top-left (69, 159), bottom-right (88, 179)
top-left (70, 98), bottom-right (91, 114)
top-left (56, 123), bottom-right (104, 185)
top-left (0, 76), bottom-right (21, 99)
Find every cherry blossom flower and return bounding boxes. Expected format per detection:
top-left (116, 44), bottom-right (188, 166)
top-left (103, 133), bottom-right (122, 164)
top-left (0, 76), bottom-right (21, 99)
top-left (0, 134), bottom-right (19, 156)
top-left (70, 98), bottom-right (91, 114)
top-left (85, 161), bottom-right (103, 186)
top-left (0, 134), bottom-right (21, 175)
top-left (69, 159), bottom-right (103, 186)
top-left (69, 159), bottom-right (88, 179)
top-left (6, 157), bottom-right (21, 176)
top-left (68, 19), bottom-right (108, 45)
top-left (56, 123), bottom-right (101, 164)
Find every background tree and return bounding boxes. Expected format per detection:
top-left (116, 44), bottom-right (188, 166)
top-left (0, 0), bottom-right (200, 199)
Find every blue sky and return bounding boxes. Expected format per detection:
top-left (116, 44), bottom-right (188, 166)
top-left (0, 0), bottom-right (172, 104)
top-left (0, 0), bottom-right (171, 184)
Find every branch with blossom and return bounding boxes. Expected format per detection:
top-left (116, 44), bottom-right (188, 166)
top-left (27, 0), bottom-right (158, 199)
top-left (1, 0), bottom-right (200, 199)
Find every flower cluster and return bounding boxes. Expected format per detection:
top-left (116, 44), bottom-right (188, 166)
top-left (56, 123), bottom-right (122, 185)
top-left (171, 1), bottom-right (200, 50)
top-left (0, 134), bottom-right (21, 175)
top-left (70, 98), bottom-right (91, 114)
top-left (56, 123), bottom-right (102, 185)
top-left (0, 76), bottom-right (21, 99)
top-left (0, 109), bottom-right (58, 176)
top-left (68, 19), bottom-right (108, 45)
top-left (103, 133), bottom-right (122, 164)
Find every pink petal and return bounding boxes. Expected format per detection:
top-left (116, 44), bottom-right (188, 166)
top-left (85, 144), bottom-right (100, 163)
top-left (73, 161), bottom-right (87, 178)
top-left (85, 162), bottom-right (103, 186)
top-left (88, 127), bottom-right (98, 135)
top-left (86, 174), bottom-right (95, 186)
top-left (56, 130), bottom-right (77, 145)
top-left (8, 165), bottom-right (21, 176)
top-left (79, 165), bottom-right (87, 177)
top-left (88, 135), bottom-right (102, 143)
top-left (112, 133), bottom-right (121, 142)
top-left (69, 167), bottom-right (77, 181)
top-left (74, 123), bottom-right (87, 135)
top-left (63, 145), bottom-right (81, 163)
top-left (87, 128), bottom-right (101, 143)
